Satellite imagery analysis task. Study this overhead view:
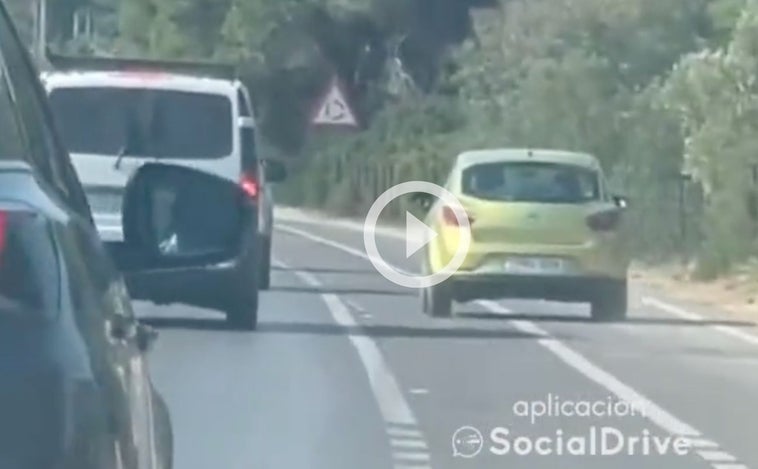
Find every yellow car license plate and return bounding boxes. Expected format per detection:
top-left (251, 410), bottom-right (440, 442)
top-left (504, 257), bottom-right (565, 275)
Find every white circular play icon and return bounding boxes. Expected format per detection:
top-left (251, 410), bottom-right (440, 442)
top-left (363, 181), bottom-right (471, 289)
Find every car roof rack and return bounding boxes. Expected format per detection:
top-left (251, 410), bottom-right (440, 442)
top-left (45, 48), bottom-right (238, 81)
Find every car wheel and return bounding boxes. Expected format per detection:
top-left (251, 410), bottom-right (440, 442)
top-left (226, 245), bottom-right (259, 331)
top-left (258, 236), bottom-right (272, 290)
top-left (226, 296), bottom-right (259, 331)
top-left (426, 280), bottom-right (453, 318)
top-left (590, 279), bottom-right (627, 322)
top-left (420, 283), bottom-right (430, 314)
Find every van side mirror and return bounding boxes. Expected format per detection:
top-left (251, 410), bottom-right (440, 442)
top-left (613, 195), bottom-right (629, 209)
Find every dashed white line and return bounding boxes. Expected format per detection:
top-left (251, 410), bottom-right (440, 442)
top-left (279, 222), bottom-right (750, 469)
top-left (387, 427), bottom-right (424, 439)
top-left (276, 257), bottom-right (433, 469)
top-left (392, 452), bottom-right (431, 462)
top-left (409, 388), bottom-right (429, 395)
top-left (391, 439), bottom-right (428, 450)
top-left (281, 260), bottom-right (415, 425)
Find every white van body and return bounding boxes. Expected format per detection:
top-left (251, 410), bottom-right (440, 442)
top-left (42, 70), bottom-right (260, 228)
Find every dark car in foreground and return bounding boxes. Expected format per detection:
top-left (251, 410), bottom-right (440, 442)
top-left (0, 2), bottom-right (256, 466)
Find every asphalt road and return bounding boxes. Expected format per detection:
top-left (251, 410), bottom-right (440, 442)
top-left (132, 211), bottom-right (758, 469)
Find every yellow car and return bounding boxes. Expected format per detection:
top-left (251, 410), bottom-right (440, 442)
top-left (418, 148), bottom-right (630, 321)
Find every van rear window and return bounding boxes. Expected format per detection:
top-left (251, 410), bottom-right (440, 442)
top-left (49, 87), bottom-right (233, 160)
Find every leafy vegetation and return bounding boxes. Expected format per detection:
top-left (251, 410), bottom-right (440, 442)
top-left (8, 0), bottom-right (758, 276)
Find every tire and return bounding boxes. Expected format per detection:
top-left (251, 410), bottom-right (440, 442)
top-left (225, 244), bottom-right (259, 331)
top-left (420, 285), bottom-right (429, 314)
top-left (258, 236), bottom-right (272, 290)
top-left (426, 280), bottom-right (454, 318)
top-left (590, 278), bottom-right (628, 322)
top-left (226, 297), bottom-right (258, 331)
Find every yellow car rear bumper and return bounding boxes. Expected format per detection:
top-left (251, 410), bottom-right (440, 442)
top-left (427, 235), bottom-right (628, 280)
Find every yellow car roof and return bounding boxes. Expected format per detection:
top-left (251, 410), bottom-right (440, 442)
top-left (456, 148), bottom-right (600, 171)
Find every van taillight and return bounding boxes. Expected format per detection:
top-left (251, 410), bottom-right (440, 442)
top-left (240, 174), bottom-right (259, 199)
top-left (586, 209), bottom-right (621, 232)
top-left (441, 206), bottom-right (474, 226)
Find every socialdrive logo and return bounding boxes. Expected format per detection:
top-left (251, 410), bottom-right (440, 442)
top-left (452, 426), bottom-right (485, 458)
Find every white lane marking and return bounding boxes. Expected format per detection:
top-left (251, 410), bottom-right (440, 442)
top-left (282, 212), bottom-right (758, 347)
top-left (279, 222), bottom-right (749, 469)
top-left (713, 465), bottom-right (749, 469)
top-left (97, 225), bottom-right (122, 233)
top-left (689, 438), bottom-right (720, 449)
top-left (391, 439), bottom-right (428, 450)
top-left (392, 452), bottom-right (431, 462)
top-left (479, 300), bottom-right (701, 436)
top-left (92, 212), bottom-right (121, 223)
top-left (284, 261), bottom-right (415, 424)
top-left (642, 296), bottom-right (758, 347)
top-left (345, 299), bottom-right (366, 312)
top-left (277, 207), bottom-right (407, 240)
top-left (275, 258), bottom-right (433, 468)
top-left (698, 450), bottom-right (738, 462)
top-left (409, 388), bottom-right (429, 395)
top-left (278, 225), bottom-right (415, 275)
top-left (387, 427), bottom-right (424, 438)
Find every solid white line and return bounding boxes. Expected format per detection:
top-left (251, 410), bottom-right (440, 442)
top-left (479, 300), bottom-right (701, 437)
top-left (277, 207), bottom-right (407, 240)
top-left (392, 452), bottom-right (431, 462)
top-left (387, 427), bottom-right (424, 438)
top-left (276, 258), bottom-right (416, 426)
top-left (278, 224), bottom-right (416, 275)
top-left (278, 221), bottom-right (746, 469)
top-left (282, 211), bottom-right (758, 348)
top-left (391, 439), bottom-right (428, 450)
top-left (642, 296), bottom-right (758, 347)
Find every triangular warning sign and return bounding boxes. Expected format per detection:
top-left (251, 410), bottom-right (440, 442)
top-left (312, 78), bottom-right (358, 127)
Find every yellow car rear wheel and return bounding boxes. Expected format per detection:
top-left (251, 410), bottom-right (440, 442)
top-left (423, 281), bottom-right (453, 318)
top-left (590, 279), bottom-right (627, 322)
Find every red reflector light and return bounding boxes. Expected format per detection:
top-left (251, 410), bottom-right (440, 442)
top-left (240, 175), bottom-right (259, 198)
top-left (586, 209), bottom-right (621, 232)
top-left (441, 206), bottom-right (474, 226)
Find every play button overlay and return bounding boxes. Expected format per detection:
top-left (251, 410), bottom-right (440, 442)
top-left (363, 181), bottom-right (471, 289)
top-left (405, 211), bottom-right (438, 257)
